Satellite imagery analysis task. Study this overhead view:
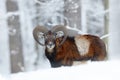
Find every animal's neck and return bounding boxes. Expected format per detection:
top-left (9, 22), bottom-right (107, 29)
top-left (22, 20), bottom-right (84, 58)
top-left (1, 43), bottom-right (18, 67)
top-left (45, 47), bottom-right (61, 67)
top-left (45, 47), bottom-right (56, 57)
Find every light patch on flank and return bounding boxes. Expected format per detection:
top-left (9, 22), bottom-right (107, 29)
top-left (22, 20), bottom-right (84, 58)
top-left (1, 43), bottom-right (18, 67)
top-left (75, 35), bottom-right (90, 56)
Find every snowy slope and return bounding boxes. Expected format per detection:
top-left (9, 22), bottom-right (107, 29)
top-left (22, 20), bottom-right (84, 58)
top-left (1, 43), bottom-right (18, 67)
top-left (0, 60), bottom-right (120, 80)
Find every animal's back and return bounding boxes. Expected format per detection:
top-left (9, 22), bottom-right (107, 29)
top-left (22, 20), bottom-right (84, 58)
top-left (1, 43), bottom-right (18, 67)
top-left (55, 35), bottom-right (107, 66)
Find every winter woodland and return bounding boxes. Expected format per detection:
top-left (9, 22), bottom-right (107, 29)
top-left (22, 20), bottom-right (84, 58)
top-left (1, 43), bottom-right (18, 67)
top-left (0, 0), bottom-right (120, 79)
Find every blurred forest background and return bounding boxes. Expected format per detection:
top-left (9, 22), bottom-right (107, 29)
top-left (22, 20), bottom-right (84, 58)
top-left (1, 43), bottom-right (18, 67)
top-left (0, 0), bottom-right (120, 74)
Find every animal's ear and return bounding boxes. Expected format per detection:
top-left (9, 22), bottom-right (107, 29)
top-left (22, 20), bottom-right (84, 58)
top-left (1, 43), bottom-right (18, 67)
top-left (35, 32), bottom-right (45, 46)
top-left (56, 31), bottom-right (64, 38)
top-left (38, 32), bottom-right (44, 39)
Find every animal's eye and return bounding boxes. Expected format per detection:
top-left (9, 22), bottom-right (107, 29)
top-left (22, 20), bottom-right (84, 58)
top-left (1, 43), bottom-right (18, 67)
top-left (51, 33), bottom-right (56, 38)
top-left (38, 32), bottom-right (44, 38)
top-left (43, 34), bottom-right (48, 39)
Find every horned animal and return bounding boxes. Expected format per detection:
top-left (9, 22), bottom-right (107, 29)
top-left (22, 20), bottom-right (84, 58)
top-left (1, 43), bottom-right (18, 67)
top-left (33, 25), bottom-right (107, 67)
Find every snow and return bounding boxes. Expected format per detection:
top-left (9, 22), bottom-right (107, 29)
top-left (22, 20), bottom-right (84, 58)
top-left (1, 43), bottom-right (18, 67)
top-left (83, 0), bottom-right (104, 36)
top-left (0, 0), bottom-right (120, 79)
top-left (35, 0), bottom-right (65, 26)
top-left (0, 60), bottom-right (120, 80)
top-left (0, 0), bottom-right (10, 74)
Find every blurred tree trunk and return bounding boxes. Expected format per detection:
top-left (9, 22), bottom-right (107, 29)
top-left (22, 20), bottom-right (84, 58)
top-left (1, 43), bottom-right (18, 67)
top-left (64, 0), bottom-right (81, 29)
top-left (81, 0), bottom-right (88, 33)
top-left (109, 0), bottom-right (120, 60)
top-left (6, 0), bottom-right (24, 73)
top-left (17, 0), bottom-right (41, 71)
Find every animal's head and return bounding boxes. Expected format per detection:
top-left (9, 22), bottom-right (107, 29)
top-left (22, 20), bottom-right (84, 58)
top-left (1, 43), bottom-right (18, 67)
top-left (33, 25), bottom-right (68, 52)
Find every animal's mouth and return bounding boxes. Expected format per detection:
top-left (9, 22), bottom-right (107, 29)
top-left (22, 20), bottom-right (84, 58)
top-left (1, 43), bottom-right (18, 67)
top-left (47, 44), bottom-right (55, 49)
top-left (46, 44), bottom-right (55, 53)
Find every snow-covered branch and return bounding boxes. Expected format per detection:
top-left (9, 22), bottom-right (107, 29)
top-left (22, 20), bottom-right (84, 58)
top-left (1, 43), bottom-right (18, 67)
top-left (0, 11), bottom-right (20, 20)
top-left (92, 9), bottom-right (109, 17)
top-left (7, 11), bottom-right (20, 17)
top-left (100, 34), bottom-right (110, 39)
top-left (34, 0), bottom-right (45, 5)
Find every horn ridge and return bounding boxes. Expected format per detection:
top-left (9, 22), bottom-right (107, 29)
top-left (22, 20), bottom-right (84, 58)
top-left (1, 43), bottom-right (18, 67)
top-left (52, 25), bottom-right (68, 47)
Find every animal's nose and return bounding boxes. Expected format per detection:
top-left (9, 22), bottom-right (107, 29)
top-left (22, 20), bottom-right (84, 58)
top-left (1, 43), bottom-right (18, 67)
top-left (49, 44), bottom-right (52, 47)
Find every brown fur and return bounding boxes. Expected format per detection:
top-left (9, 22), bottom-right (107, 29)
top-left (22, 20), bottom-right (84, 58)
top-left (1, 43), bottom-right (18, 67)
top-left (56, 37), bottom-right (81, 66)
top-left (80, 35), bottom-right (106, 60)
top-left (55, 35), bottom-right (107, 66)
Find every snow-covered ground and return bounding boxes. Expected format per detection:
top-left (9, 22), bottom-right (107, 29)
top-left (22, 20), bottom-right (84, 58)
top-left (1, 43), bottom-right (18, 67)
top-left (0, 60), bottom-right (120, 80)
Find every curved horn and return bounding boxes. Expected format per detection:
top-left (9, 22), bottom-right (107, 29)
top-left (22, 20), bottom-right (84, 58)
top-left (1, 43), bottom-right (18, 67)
top-left (33, 25), bottom-right (48, 46)
top-left (52, 25), bottom-right (68, 46)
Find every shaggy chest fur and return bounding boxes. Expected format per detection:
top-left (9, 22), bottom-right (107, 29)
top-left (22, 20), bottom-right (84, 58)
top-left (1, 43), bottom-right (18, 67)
top-left (45, 37), bottom-right (81, 67)
top-left (55, 37), bottom-right (81, 66)
top-left (45, 48), bottom-right (62, 67)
